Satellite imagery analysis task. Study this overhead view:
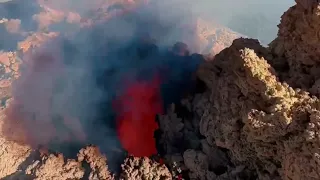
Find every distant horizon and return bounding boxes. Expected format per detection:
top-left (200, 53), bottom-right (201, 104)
top-left (0, 0), bottom-right (295, 44)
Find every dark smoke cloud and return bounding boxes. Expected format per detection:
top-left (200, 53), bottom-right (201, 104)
top-left (0, 20), bottom-right (23, 51)
top-left (0, 0), bottom-right (40, 30)
top-left (1, 0), bottom-right (203, 170)
top-left (0, 0), bottom-right (41, 51)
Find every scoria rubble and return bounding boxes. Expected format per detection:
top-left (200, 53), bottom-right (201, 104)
top-left (1, 0), bottom-right (320, 179)
top-left (189, 0), bottom-right (320, 179)
top-left (158, 0), bottom-right (320, 179)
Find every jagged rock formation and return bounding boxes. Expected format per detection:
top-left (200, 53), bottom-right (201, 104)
top-left (269, 0), bottom-right (320, 92)
top-left (120, 156), bottom-right (172, 180)
top-left (0, 140), bottom-right (171, 179)
top-left (0, 136), bottom-right (171, 179)
top-left (157, 93), bottom-right (254, 180)
top-left (188, 0), bottom-right (320, 179)
top-left (1, 0), bottom-right (319, 180)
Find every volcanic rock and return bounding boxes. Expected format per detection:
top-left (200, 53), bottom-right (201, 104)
top-left (1, 0), bottom-right (317, 180)
top-left (120, 156), bottom-right (172, 180)
top-left (192, 0), bottom-right (320, 179)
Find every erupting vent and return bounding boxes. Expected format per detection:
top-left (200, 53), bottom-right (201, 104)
top-left (114, 76), bottom-right (163, 157)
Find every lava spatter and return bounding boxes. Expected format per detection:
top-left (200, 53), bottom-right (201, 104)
top-left (114, 75), bottom-right (163, 157)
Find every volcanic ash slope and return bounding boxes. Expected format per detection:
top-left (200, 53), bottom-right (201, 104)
top-left (196, 0), bottom-right (320, 179)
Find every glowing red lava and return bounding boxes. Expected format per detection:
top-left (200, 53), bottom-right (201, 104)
top-left (114, 75), bottom-right (163, 157)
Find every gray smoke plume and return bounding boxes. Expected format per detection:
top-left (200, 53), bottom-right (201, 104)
top-left (0, 0), bottom-right (294, 172)
top-left (0, 0), bottom-right (203, 171)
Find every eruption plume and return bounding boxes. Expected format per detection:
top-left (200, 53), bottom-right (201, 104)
top-left (0, 0), bottom-right (203, 167)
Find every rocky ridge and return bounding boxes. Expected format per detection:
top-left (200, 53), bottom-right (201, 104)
top-left (190, 0), bottom-right (320, 179)
top-left (0, 0), bottom-right (318, 180)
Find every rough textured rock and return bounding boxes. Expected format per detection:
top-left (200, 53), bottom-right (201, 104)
top-left (270, 0), bottom-right (320, 91)
top-left (0, 125), bottom-right (173, 180)
top-left (158, 95), bottom-right (253, 180)
top-left (0, 127), bottom-right (32, 179)
top-left (78, 146), bottom-right (115, 180)
top-left (0, 142), bottom-right (118, 179)
top-left (26, 153), bottom-right (84, 180)
top-left (194, 1), bottom-right (320, 179)
top-left (120, 156), bottom-right (172, 180)
top-left (2, 0), bottom-right (319, 180)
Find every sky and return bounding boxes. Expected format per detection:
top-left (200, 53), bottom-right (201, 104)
top-left (0, 0), bottom-right (296, 44)
top-left (190, 0), bottom-right (295, 44)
